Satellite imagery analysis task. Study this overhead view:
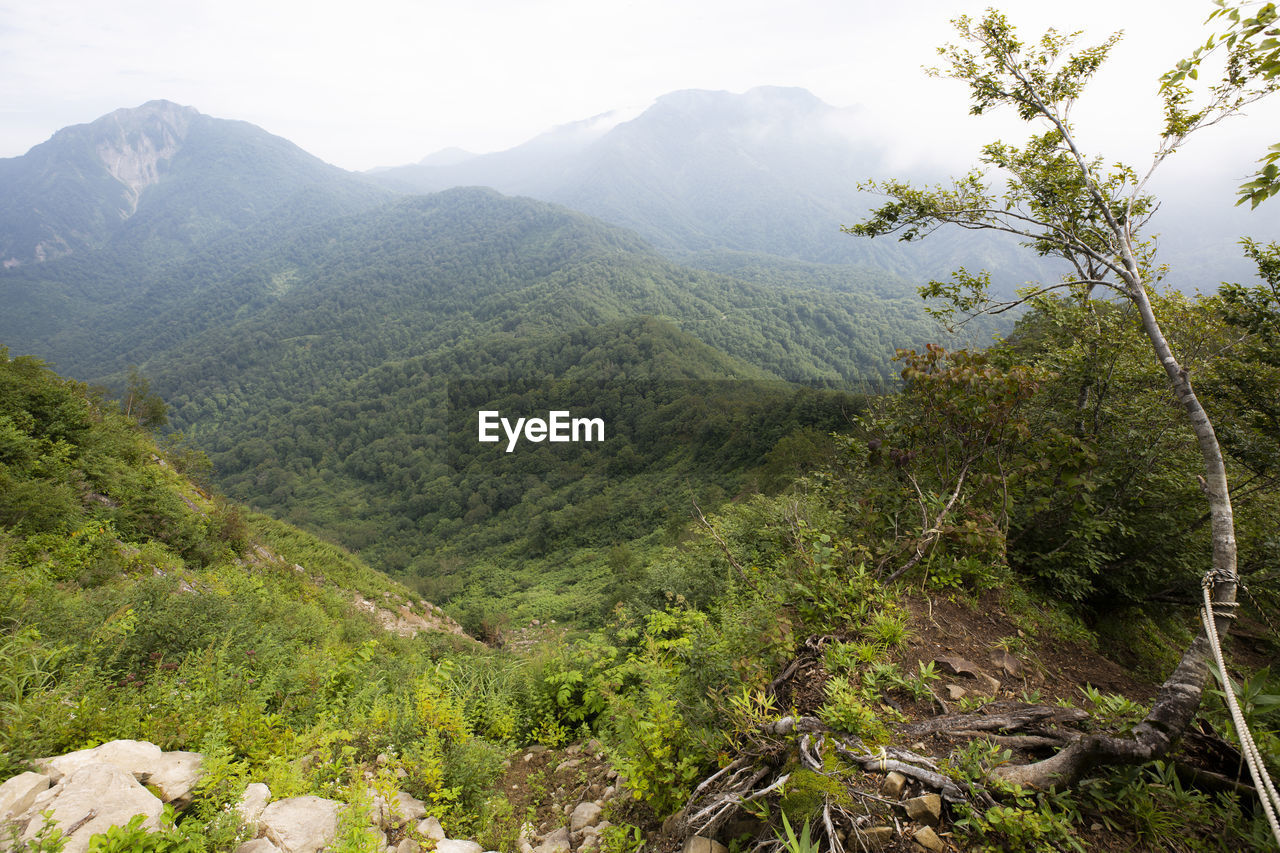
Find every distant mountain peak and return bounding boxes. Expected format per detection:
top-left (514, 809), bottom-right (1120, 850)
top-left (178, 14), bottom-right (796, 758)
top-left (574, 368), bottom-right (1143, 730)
top-left (85, 101), bottom-right (201, 208)
top-left (0, 101), bottom-right (386, 267)
top-left (417, 146), bottom-right (476, 167)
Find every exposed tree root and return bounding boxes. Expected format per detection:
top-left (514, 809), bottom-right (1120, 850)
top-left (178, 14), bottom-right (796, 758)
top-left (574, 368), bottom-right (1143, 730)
top-left (673, 688), bottom-right (1268, 853)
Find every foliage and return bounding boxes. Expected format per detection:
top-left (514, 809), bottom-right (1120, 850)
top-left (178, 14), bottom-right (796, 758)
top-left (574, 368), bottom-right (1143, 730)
top-left (86, 808), bottom-right (200, 853)
top-left (776, 813), bottom-right (819, 853)
top-left (1165, 1), bottom-right (1280, 207)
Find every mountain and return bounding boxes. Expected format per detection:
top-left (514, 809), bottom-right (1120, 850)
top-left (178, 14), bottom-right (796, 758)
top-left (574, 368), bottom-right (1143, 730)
top-left (0, 99), bottom-right (389, 268)
top-left (0, 103), bottom-right (967, 622)
top-left (1, 140), bottom-right (941, 621)
top-left (372, 87), bottom-right (1063, 288)
top-left (374, 88), bottom-right (890, 262)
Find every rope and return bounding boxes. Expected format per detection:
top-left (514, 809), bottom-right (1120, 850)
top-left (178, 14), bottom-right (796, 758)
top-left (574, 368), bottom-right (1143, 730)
top-left (1201, 582), bottom-right (1280, 848)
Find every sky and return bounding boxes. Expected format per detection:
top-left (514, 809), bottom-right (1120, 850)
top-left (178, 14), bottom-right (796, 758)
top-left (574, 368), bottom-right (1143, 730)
top-left (1, 0), bottom-right (1278, 186)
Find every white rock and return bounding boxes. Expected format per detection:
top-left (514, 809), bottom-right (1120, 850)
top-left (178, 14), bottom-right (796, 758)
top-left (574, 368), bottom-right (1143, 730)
top-left (535, 827), bottom-right (571, 853)
top-left (259, 795), bottom-right (343, 853)
top-left (238, 783), bottom-right (272, 825)
top-left (236, 839), bottom-right (283, 853)
top-left (148, 750), bottom-right (204, 806)
top-left (570, 802), bottom-right (602, 833)
top-left (0, 771), bottom-right (50, 820)
top-left (40, 740), bottom-right (163, 783)
top-left (395, 839), bottom-right (420, 853)
top-left (417, 815), bottom-right (446, 841)
top-left (437, 840), bottom-right (483, 853)
top-left (21, 763), bottom-right (163, 853)
top-left (394, 791), bottom-right (427, 823)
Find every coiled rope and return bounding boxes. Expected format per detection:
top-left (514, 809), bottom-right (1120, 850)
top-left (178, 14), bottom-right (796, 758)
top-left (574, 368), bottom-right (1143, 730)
top-left (1200, 581), bottom-right (1280, 848)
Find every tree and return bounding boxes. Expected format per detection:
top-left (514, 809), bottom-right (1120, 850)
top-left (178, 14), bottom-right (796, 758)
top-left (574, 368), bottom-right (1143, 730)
top-left (846, 10), bottom-right (1276, 788)
top-left (121, 366), bottom-right (168, 431)
top-left (1168, 0), bottom-right (1280, 206)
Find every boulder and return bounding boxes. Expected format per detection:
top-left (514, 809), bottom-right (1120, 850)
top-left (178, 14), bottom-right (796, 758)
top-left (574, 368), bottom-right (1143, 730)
top-left (395, 839), bottom-right (420, 853)
top-left (911, 826), bottom-right (945, 852)
top-left (21, 763), bottom-right (163, 853)
top-left (880, 771), bottom-right (906, 799)
top-left (903, 794), bottom-right (942, 827)
top-left (259, 795), bottom-right (342, 853)
top-left (393, 791), bottom-right (427, 823)
top-left (437, 841), bottom-right (483, 853)
top-left (570, 801), bottom-right (602, 833)
top-left (0, 771), bottom-right (50, 820)
top-left (534, 826), bottom-right (571, 853)
top-left (238, 782), bottom-right (272, 825)
top-left (39, 740), bottom-right (163, 783)
top-left (236, 839), bottom-right (283, 853)
top-left (147, 750), bottom-right (204, 806)
top-left (682, 837), bottom-right (728, 853)
top-left (417, 815), bottom-right (446, 841)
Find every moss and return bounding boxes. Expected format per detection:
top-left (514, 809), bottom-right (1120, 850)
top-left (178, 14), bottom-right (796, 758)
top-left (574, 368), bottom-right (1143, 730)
top-left (779, 768), bottom-right (850, 824)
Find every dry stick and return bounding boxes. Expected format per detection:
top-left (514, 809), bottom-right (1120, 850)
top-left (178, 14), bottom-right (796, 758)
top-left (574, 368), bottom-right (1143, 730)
top-left (688, 756), bottom-right (749, 802)
top-left (834, 743), bottom-right (968, 804)
top-left (884, 464), bottom-right (970, 583)
top-left (823, 802), bottom-right (845, 853)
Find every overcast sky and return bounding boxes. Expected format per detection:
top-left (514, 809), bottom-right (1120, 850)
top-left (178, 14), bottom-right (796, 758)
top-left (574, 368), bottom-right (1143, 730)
top-left (2, 0), bottom-right (1278, 187)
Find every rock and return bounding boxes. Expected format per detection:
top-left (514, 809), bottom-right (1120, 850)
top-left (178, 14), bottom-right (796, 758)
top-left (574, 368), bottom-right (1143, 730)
top-left (395, 840), bottom-right (420, 853)
top-left (259, 795), bottom-right (342, 853)
top-left (682, 837), bottom-right (728, 853)
top-left (21, 763), bottom-right (164, 853)
top-left (527, 745), bottom-right (549, 755)
top-left (40, 739), bottom-right (163, 783)
top-left (911, 826), bottom-right (945, 852)
top-left (585, 738), bottom-right (604, 755)
top-left (944, 683), bottom-right (967, 701)
top-left (0, 771), bottom-right (50, 820)
top-left (534, 826), bottom-right (571, 853)
top-left (238, 782), bottom-right (272, 825)
top-left (237, 839), bottom-right (283, 853)
top-left (902, 793), bottom-right (942, 827)
top-left (848, 825), bottom-right (895, 850)
top-left (880, 771), bottom-right (906, 799)
top-left (989, 648), bottom-right (1024, 678)
top-left (394, 791), bottom-right (427, 823)
top-left (418, 816), bottom-right (447, 841)
top-left (555, 759), bottom-right (581, 774)
top-left (148, 750), bottom-right (203, 806)
top-left (566, 744), bottom-right (582, 756)
top-left (933, 655), bottom-right (980, 678)
top-left (437, 840), bottom-right (483, 853)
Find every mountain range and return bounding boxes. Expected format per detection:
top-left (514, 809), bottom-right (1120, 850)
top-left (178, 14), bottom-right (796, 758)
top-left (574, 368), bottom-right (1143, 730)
top-left (0, 97), bottom-right (954, 618)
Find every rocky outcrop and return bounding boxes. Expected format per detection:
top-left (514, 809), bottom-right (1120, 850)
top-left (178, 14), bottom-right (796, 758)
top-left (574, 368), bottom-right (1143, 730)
top-left (3, 738), bottom-right (623, 853)
top-left (16, 763), bottom-right (164, 853)
top-left (1, 740), bottom-right (208, 853)
top-left (351, 593), bottom-right (468, 638)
